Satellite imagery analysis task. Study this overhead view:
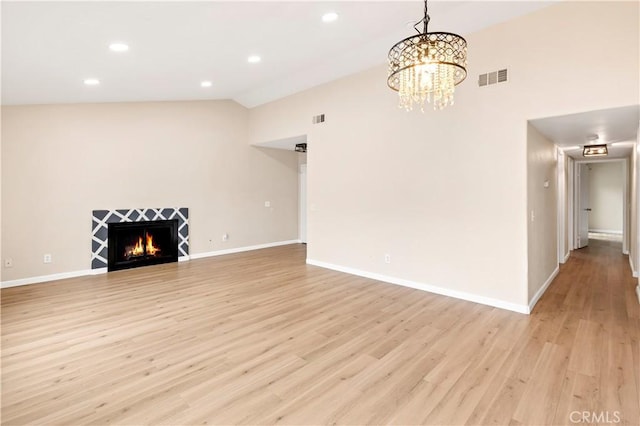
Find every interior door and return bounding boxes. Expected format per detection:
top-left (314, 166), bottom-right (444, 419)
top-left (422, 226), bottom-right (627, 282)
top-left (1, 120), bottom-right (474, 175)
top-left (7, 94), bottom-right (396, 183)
top-left (577, 163), bottom-right (590, 248)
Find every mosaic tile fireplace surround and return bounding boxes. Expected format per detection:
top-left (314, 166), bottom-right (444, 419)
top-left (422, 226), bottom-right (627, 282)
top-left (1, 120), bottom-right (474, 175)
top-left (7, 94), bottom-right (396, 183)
top-left (91, 208), bottom-right (189, 270)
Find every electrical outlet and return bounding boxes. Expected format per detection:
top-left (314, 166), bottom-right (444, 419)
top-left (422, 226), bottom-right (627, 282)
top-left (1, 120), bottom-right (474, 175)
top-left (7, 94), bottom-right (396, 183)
top-left (44, 254), bottom-right (52, 264)
top-left (264, 201), bottom-right (271, 208)
top-left (222, 233), bottom-right (229, 242)
top-left (384, 254), bottom-right (391, 264)
top-left (4, 258), bottom-right (13, 268)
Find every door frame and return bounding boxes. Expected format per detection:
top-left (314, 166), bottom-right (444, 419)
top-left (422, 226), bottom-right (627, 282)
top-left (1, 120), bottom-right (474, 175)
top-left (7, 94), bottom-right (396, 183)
top-left (557, 148), bottom-right (567, 263)
top-left (570, 158), bottom-right (629, 253)
top-left (299, 163), bottom-right (307, 243)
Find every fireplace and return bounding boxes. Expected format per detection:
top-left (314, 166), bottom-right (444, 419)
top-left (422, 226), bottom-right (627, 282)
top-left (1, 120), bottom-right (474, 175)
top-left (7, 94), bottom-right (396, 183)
top-left (107, 220), bottom-right (179, 271)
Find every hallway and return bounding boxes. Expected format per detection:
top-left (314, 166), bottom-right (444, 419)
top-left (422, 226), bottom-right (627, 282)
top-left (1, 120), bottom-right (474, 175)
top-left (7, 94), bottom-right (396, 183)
top-left (531, 237), bottom-right (639, 424)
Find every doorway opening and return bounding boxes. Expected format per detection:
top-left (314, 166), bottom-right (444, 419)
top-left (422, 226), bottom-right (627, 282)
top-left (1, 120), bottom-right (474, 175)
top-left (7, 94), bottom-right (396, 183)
top-left (572, 159), bottom-right (628, 254)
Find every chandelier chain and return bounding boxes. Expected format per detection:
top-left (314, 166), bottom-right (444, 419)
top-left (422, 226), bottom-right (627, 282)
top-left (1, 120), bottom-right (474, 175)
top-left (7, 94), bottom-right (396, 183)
top-left (413, 0), bottom-right (430, 35)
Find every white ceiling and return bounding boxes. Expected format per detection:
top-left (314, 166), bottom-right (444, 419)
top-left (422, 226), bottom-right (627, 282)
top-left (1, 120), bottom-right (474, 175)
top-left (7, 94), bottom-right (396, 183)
top-left (2, 1), bottom-right (556, 108)
top-left (530, 105), bottom-right (639, 160)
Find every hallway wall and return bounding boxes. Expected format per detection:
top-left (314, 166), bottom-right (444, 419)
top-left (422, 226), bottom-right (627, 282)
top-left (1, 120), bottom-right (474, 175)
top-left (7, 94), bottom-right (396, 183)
top-left (527, 124), bottom-right (558, 301)
top-left (589, 162), bottom-right (624, 234)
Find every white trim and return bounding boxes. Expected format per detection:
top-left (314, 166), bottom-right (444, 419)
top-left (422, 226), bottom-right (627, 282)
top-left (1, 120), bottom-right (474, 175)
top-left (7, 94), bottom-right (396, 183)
top-left (190, 240), bottom-right (301, 260)
top-left (564, 251), bottom-right (571, 263)
top-left (299, 163), bottom-right (307, 244)
top-left (1, 241), bottom-right (301, 289)
top-left (574, 158), bottom-right (630, 164)
top-left (306, 258), bottom-right (530, 315)
top-left (2, 269), bottom-right (98, 288)
top-left (588, 229), bottom-right (623, 235)
top-left (568, 158), bottom-right (575, 250)
top-left (557, 147), bottom-right (566, 265)
top-left (622, 159), bottom-right (629, 254)
top-left (528, 266), bottom-right (560, 313)
top-left (630, 256), bottom-right (638, 278)
top-left (636, 285), bottom-right (640, 304)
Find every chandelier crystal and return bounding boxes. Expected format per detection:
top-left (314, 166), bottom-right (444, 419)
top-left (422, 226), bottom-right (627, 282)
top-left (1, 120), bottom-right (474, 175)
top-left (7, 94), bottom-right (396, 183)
top-left (387, 0), bottom-right (467, 111)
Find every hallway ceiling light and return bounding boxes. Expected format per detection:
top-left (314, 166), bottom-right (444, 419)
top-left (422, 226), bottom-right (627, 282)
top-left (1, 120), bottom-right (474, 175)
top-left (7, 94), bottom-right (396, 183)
top-left (322, 12), bottom-right (338, 23)
top-left (109, 43), bottom-right (129, 52)
top-left (583, 144), bottom-right (608, 157)
top-left (387, 0), bottom-right (467, 111)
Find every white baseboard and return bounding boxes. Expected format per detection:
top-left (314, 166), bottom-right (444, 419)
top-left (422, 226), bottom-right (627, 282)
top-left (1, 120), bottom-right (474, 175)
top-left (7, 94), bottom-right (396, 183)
top-left (528, 266), bottom-right (560, 313)
top-left (636, 285), bottom-right (640, 304)
top-left (588, 229), bottom-right (623, 235)
top-left (190, 240), bottom-right (301, 260)
top-left (562, 251), bottom-right (570, 264)
top-left (630, 256), bottom-right (638, 278)
top-left (1, 240), bottom-right (301, 289)
top-left (306, 258), bottom-right (529, 315)
top-left (1, 269), bottom-right (98, 289)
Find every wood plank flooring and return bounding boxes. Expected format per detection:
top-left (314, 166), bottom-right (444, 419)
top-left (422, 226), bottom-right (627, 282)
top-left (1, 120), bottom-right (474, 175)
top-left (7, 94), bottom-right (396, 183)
top-left (1, 240), bottom-right (638, 425)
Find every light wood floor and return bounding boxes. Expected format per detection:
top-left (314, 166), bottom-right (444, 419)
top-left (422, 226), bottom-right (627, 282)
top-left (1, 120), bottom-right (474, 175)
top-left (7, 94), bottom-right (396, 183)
top-left (2, 241), bottom-right (638, 425)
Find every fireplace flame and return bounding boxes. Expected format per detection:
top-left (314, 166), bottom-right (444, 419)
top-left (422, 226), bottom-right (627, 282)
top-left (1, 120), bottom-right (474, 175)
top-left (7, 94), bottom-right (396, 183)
top-left (146, 233), bottom-right (161, 255)
top-left (124, 233), bottom-right (161, 259)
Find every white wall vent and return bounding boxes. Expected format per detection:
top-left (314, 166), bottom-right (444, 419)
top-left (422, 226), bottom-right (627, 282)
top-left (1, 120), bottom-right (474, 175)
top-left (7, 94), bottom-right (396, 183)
top-left (478, 68), bottom-right (508, 87)
top-left (312, 114), bottom-right (325, 124)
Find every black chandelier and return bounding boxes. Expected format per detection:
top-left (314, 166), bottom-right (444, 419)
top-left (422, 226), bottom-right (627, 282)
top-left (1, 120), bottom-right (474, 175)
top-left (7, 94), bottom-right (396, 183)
top-left (387, 0), bottom-right (468, 111)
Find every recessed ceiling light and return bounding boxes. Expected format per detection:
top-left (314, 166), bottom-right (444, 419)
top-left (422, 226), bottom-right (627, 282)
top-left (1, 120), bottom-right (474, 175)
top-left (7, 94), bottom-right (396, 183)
top-left (201, 81), bottom-right (212, 87)
top-left (109, 43), bottom-right (129, 52)
top-left (84, 78), bottom-right (100, 86)
top-left (322, 12), bottom-right (339, 23)
top-left (247, 55), bottom-right (261, 64)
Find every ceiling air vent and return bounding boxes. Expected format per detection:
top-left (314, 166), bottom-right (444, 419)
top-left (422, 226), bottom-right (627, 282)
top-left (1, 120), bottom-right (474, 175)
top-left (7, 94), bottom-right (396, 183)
top-left (478, 68), bottom-right (508, 87)
top-left (312, 114), bottom-right (325, 124)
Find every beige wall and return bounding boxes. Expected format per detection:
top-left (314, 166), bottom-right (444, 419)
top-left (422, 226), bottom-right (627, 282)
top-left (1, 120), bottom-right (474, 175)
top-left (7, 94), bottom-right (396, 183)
top-left (249, 1), bottom-right (639, 310)
top-left (1, 101), bottom-right (299, 282)
top-left (588, 162), bottom-right (624, 233)
top-left (527, 124), bottom-right (558, 300)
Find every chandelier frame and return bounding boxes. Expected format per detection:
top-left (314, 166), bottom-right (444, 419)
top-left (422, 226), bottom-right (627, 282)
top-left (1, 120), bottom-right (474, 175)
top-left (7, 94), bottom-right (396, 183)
top-left (387, 0), bottom-right (468, 110)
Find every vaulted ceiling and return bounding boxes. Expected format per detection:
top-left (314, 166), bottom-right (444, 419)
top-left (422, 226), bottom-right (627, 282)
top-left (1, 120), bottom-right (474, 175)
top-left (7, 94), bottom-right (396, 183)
top-left (2, 1), bottom-right (555, 107)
